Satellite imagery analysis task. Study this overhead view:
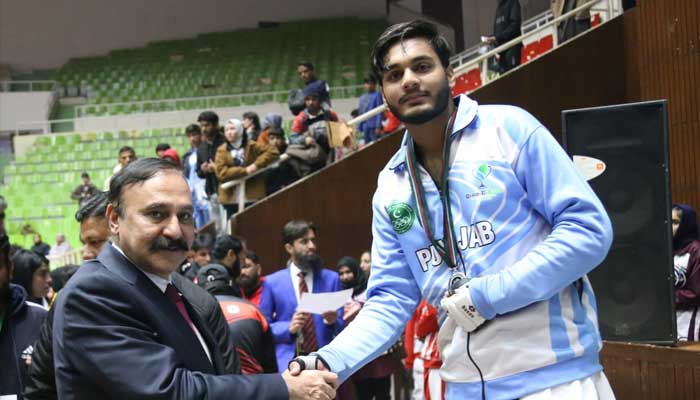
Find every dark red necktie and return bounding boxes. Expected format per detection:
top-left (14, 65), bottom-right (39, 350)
top-left (297, 272), bottom-right (318, 353)
top-left (165, 283), bottom-right (197, 335)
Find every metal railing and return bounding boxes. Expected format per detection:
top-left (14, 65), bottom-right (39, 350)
top-left (47, 247), bottom-right (83, 268)
top-left (0, 80), bottom-right (58, 92)
top-left (75, 85), bottom-right (364, 118)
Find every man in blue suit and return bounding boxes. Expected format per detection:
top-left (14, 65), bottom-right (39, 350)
top-left (260, 220), bottom-right (344, 372)
top-left (52, 158), bottom-right (337, 400)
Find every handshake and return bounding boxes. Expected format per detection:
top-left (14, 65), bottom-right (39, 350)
top-left (282, 355), bottom-right (337, 400)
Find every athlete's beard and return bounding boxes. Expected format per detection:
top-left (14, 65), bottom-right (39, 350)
top-left (387, 80), bottom-right (451, 125)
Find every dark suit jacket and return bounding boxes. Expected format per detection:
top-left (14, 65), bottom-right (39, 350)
top-left (259, 265), bottom-right (344, 372)
top-left (52, 244), bottom-right (287, 399)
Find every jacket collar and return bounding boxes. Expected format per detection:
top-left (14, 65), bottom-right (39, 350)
top-left (387, 94), bottom-right (479, 172)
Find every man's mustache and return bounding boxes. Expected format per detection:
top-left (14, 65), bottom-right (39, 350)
top-left (399, 90), bottom-right (430, 104)
top-left (149, 236), bottom-right (189, 252)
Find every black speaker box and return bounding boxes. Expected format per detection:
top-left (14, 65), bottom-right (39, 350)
top-left (562, 100), bottom-right (676, 344)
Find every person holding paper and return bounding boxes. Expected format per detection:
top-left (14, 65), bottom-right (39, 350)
top-left (259, 220), bottom-right (345, 372)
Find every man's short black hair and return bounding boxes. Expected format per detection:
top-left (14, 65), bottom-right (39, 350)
top-left (282, 220), bottom-right (317, 245)
top-left (185, 124), bottom-right (201, 136)
top-left (75, 191), bottom-right (108, 222)
top-left (242, 112), bottom-right (261, 130)
top-left (246, 250), bottom-right (259, 264)
top-left (108, 158), bottom-right (182, 217)
top-left (51, 264), bottom-right (79, 292)
top-left (370, 19), bottom-right (452, 86)
top-left (155, 143), bottom-right (171, 153)
top-left (363, 75), bottom-right (377, 85)
top-left (192, 233), bottom-right (214, 252)
top-left (211, 234), bottom-right (243, 261)
top-left (81, 172), bottom-right (90, 179)
top-left (197, 111), bottom-right (219, 126)
top-left (297, 61), bottom-right (314, 70)
top-left (118, 146), bottom-right (135, 155)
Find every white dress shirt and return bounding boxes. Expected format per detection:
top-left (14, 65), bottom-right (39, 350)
top-left (289, 261), bottom-right (313, 301)
top-left (111, 243), bottom-right (212, 363)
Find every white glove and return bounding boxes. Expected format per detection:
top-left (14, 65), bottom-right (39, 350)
top-left (440, 284), bottom-right (485, 332)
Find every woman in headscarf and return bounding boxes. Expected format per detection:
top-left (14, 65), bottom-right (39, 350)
top-left (672, 204), bottom-right (700, 340)
top-left (11, 249), bottom-right (52, 308)
top-left (214, 118), bottom-right (279, 218)
top-left (336, 256), bottom-right (397, 400)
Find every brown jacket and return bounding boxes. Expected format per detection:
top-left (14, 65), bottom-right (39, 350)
top-left (214, 141), bottom-right (279, 204)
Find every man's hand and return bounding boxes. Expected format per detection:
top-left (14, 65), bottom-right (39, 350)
top-left (305, 136), bottom-right (316, 146)
top-left (321, 310), bottom-right (338, 325)
top-left (245, 164), bottom-right (258, 175)
top-left (484, 36), bottom-right (497, 45)
top-left (201, 160), bottom-right (214, 172)
top-left (282, 369), bottom-right (338, 400)
top-left (440, 284), bottom-right (485, 333)
top-left (290, 311), bottom-right (310, 335)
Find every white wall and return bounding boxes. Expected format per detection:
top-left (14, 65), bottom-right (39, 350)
top-left (0, 0), bottom-right (386, 71)
top-left (0, 92), bottom-right (54, 132)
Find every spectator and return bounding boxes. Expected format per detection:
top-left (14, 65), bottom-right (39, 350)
top-left (197, 255), bottom-right (279, 374)
top-left (104, 146), bottom-right (137, 191)
top-left (74, 191), bottom-right (109, 261)
top-left (182, 124), bottom-right (210, 229)
top-left (48, 233), bottom-right (72, 259)
top-left (179, 233), bottom-right (214, 282)
top-left (357, 75), bottom-right (384, 145)
top-left (162, 148), bottom-right (181, 167)
top-left (239, 250), bottom-right (265, 306)
top-left (259, 220), bottom-right (344, 372)
top-left (0, 233), bottom-right (47, 399)
top-left (359, 251), bottom-right (371, 276)
top-left (155, 143), bottom-right (171, 158)
top-left (336, 256), bottom-right (397, 400)
top-left (672, 204), bottom-right (700, 341)
top-left (265, 127), bottom-right (299, 195)
top-left (243, 111), bottom-right (262, 142)
top-left (214, 118), bottom-right (279, 218)
top-left (484, 0), bottom-right (522, 74)
top-left (210, 234), bottom-right (245, 282)
top-left (297, 61), bottom-right (331, 110)
top-left (11, 249), bottom-right (52, 308)
top-left (30, 234), bottom-right (50, 256)
top-left (287, 85), bottom-right (339, 175)
top-left (50, 264), bottom-right (79, 293)
top-left (552, 0), bottom-right (593, 44)
top-left (70, 172), bottom-right (99, 205)
top-left (257, 113), bottom-right (284, 145)
top-left (196, 111), bottom-right (226, 231)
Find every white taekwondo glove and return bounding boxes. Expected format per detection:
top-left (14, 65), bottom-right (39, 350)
top-left (440, 283), bottom-right (485, 333)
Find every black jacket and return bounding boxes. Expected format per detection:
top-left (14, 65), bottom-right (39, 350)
top-left (493, 0), bottom-right (522, 45)
top-left (51, 245), bottom-right (285, 399)
top-left (0, 284), bottom-right (47, 398)
top-left (196, 132), bottom-right (226, 196)
top-left (23, 270), bottom-right (238, 400)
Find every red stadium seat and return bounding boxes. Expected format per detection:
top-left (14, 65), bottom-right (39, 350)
top-left (591, 13), bottom-right (601, 27)
top-left (451, 68), bottom-right (482, 96)
top-left (539, 35), bottom-right (554, 53)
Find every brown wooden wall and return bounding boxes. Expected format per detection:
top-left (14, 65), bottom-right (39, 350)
top-left (622, 0), bottom-right (700, 212)
top-left (601, 341), bottom-right (700, 400)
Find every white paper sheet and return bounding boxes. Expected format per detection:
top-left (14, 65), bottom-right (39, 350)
top-left (297, 288), bottom-right (353, 314)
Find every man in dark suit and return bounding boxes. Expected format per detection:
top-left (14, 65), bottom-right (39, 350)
top-left (259, 220), bottom-right (344, 372)
top-left (52, 158), bottom-right (337, 400)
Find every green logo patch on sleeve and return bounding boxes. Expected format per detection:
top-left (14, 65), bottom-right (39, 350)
top-left (386, 202), bottom-right (416, 234)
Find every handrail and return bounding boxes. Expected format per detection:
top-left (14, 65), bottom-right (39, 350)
top-left (0, 80), bottom-right (58, 92)
top-left (75, 84), bottom-right (364, 117)
top-left (453, 0), bottom-right (612, 78)
top-left (46, 246), bottom-right (83, 268)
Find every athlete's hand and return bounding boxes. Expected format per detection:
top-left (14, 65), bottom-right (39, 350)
top-left (440, 284), bottom-right (485, 332)
top-left (282, 369), bottom-right (338, 400)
